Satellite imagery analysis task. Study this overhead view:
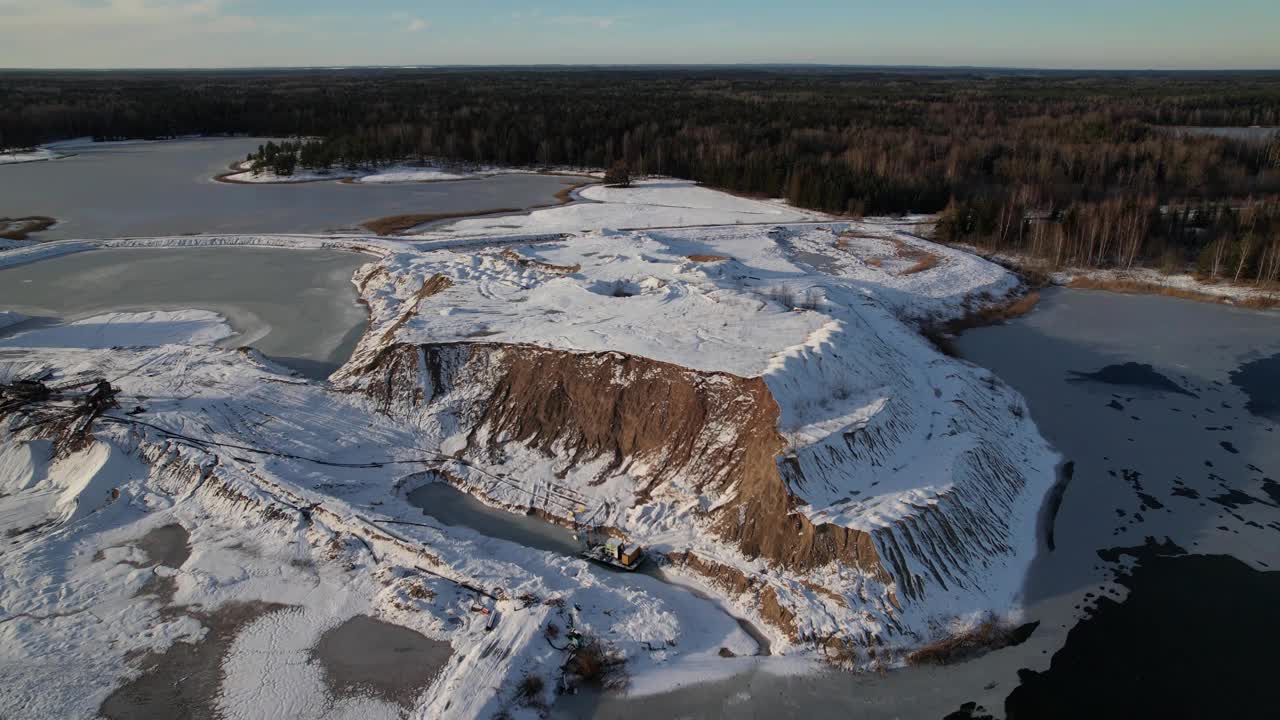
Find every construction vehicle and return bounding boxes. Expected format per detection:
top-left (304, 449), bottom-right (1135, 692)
top-left (572, 504), bottom-right (645, 571)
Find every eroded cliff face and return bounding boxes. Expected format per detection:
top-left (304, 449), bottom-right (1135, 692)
top-left (347, 341), bottom-right (891, 582)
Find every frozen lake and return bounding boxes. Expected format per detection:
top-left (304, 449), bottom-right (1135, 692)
top-left (0, 247), bottom-right (370, 378)
top-left (552, 288), bottom-right (1280, 718)
top-left (0, 137), bottom-right (588, 240)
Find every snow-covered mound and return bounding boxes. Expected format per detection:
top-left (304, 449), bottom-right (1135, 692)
top-left (336, 219), bottom-right (1054, 645)
top-left (422, 179), bottom-right (824, 236)
top-left (0, 311), bottom-right (28, 331)
top-left (356, 167), bottom-right (475, 183)
top-left (0, 148), bottom-right (65, 165)
top-left (0, 310), bottom-right (234, 349)
top-left (0, 181), bottom-right (1056, 718)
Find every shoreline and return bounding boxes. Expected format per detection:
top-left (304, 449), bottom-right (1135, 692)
top-left (361, 176), bottom-right (598, 236)
top-left (214, 157), bottom-right (601, 187)
top-left (952, 244), bottom-right (1280, 311)
top-left (212, 160), bottom-right (352, 185)
top-left (1060, 273), bottom-right (1280, 310)
top-left (0, 216), bottom-right (58, 242)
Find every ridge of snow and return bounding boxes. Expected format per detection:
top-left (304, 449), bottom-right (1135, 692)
top-left (0, 310), bottom-right (234, 349)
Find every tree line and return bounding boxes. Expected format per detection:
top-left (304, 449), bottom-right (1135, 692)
top-left (2, 68), bottom-right (1279, 278)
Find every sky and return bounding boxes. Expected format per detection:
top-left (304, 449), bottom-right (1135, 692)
top-left (1, 0), bottom-right (1278, 70)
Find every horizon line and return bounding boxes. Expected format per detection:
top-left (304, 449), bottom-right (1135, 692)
top-left (1, 62), bottom-right (1279, 74)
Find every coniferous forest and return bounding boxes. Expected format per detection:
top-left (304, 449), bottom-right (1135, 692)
top-left (3, 68), bottom-right (1279, 280)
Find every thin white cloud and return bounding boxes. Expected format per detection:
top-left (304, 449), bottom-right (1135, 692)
top-left (408, 18), bottom-right (428, 32)
top-left (0, 0), bottom-right (227, 28)
top-left (548, 15), bottom-right (622, 30)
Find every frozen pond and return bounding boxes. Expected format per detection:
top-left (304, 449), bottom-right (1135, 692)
top-left (551, 288), bottom-right (1280, 718)
top-left (407, 480), bottom-right (581, 557)
top-left (311, 615), bottom-right (452, 711)
top-left (0, 137), bottom-right (589, 240)
top-left (0, 247), bottom-right (370, 378)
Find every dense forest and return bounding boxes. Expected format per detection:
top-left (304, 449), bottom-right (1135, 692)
top-left (2, 68), bottom-right (1279, 280)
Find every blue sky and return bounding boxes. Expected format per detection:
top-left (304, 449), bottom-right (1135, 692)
top-left (1, 0), bottom-right (1278, 69)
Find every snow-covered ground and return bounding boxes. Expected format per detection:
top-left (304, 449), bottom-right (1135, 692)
top-left (422, 179), bottom-right (825, 235)
top-left (356, 168), bottom-right (473, 183)
top-left (0, 148), bottom-right (66, 165)
top-left (0, 179), bottom-right (1056, 719)
top-left (1052, 265), bottom-right (1279, 305)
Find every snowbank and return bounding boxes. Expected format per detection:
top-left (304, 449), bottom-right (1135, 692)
top-left (0, 310), bottom-right (234, 349)
top-left (0, 148), bottom-right (65, 165)
top-left (417, 179), bottom-right (826, 236)
top-left (356, 167), bottom-right (474, 183)
top-left (0, 311), bottom-right (28, 331)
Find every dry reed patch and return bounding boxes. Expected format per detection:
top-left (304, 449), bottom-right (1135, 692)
top-left (552, 180), bottom-right (595, 204)
top-left (1067, 276), bottom-right (1280, 309)
top-left (919, 290), bottom-right (1042, 357)
top-left (0, 215), bottom-right (56, 241)
top-left (515, 674), bottom-right (545, 707)
top-left (500, 249), bottom-right (580, 274)
top-left (907, 614), bottom-right (1023, 666)
top-left (950, 291), bottom-right (1042, 332)
top-left (564, 638), bottom-right (628, 691)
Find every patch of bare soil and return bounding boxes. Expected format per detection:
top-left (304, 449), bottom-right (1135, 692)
top-left (0, 216), bottom-right (56, 241)
top-left (126, 524), bottom-right (191, 603)
top-left (886, 237), bottom-right (941, 275)
top-left (906, 614), bottom-right (1038, 666)
top-left (99, 601), bottom-right (291, 720)
top-left (361, 176), bottom-right (595, 236)
top-left (501, 249), bottom-right (580, 274)
top-left (363, 209), bottom-right (521, 236)
top-left (553, 180), bottom-right (590, 205)
top-left (836, 232), bottom-right (941, 275)
top-left (685, 254), bottom-right (730, 263)
top-left (310, 615), bottom-right (453, 710)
